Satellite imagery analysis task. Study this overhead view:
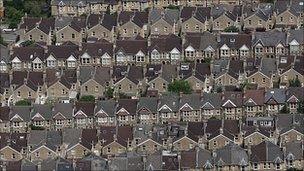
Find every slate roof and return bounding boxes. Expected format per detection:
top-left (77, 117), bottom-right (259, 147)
top-left (31, 104), bottom-right (53, 121)
top-left (285, 141), bottom-right (303, 161)
top-left (95, 100), bottom-right (117, 117)
top-left (250, 141), bottom-right (284, 163)
top-left (219, 33), bottom-right (252, 50)
top-left (99, 126), bottom-right (116, 146)
top-left (118, 11), bottom-right (148, 27)
top-left (62, 128), bottom-right (82, 149)
top-left (149, 34), bottom-right (182, 53)
top-left (47, 43), bottom-right (79, 59)
top-left (137, 97), bottom-right (158, 114)
top-left (12, 46), bottom-right (45, 62)
top-left (81, 40), bottom-right (113, 57)
top-left (117, 126), bottom-right (133, 147)
top-left (158, 94), bottom-right (179, 113)
top-left (211, 4), bottom-right (241, 21)
top-left (87, 13), bottom-right (117, 30)
top-left (116, 36), bottom-right (147, 55)
top-left (53, 103), bottom-right (74, 119)
top-left (201, 92), bottom-right (222, 110)
top-left (81, 129), bottom-right (98, 149)
top-left (20, 17), bottom-right (55, 34)
top-left (264, 88), bottom-right (286, 104)
top-left (253, 30), bottom-right (287, 47)
top-left (221, 91), bottom-right (243, 108)
top-left (127, 65), bottom-right (144, 84)
top-left (243, 89), bottom-right (265, 106)
top-left (75, 102), bottom-right (95, 117)
top-left (214, 143), bottom-right (248, 166)
top-left (117, 99), bottom-right (138, 115)
top-left (183, 32), bottom-right (217, 51)
top-left (179, 93), bottom-right (201, 111)
top-left (0, 73), bottom-right (10, 94)
top-left (146, 151), bottom-right (162, 171)
top-left (10, 106), bottom-right (32, 122)
top-left (181, 7), bottom-right (211, 23)
top-left (150, 8), bottom-right (180, 26)
top-left (243, 3), bottom-right (274, 21)
top-left (0, 106), bottom-right (10, 122)
top-left (0, 44), bottom-right (9, 63)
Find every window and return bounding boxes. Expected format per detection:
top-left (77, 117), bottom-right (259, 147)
top-left (164, 27), bottom-right (168, 32)
top-left (72, 34), bottom-right (75, 39)
top-left (29, 35), bottom-right (33, 40)
top-left (40, 35), bottom-right (43, 40)
top-left (12, 153), bottom-right (16, 159)
top-left (17, 91), bottom-right (21, 97)
top-left (92, 31), bottom-right (95, 36)
top-left (280, 17), bottom-right (283, 22)
top-left (61, 33), bottom-right (64, 39)
top-left (248, 20), bottom-right (251, 25)
top-left (85, 86), bottom-right (88, 92)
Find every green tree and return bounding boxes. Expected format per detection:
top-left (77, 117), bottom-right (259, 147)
top-left (105, 87), bottom-right (114, 99)
top-left (224, 26), bottom-right (239, 32)
top-left (216, 86), bottom-right (223, 93)
top-left (0, 35), bottom-right (7, 46)
top-left (5, 6), bottom-right (24, 28)
top-left (168, 80), bottom-right (192, 94)
top-left (297, 100), bottom-right (304, 114)
top-left (15, 100), bottom-right (31, 106)
top-left (30, 124), bottom-right (45, 130)
top-left (280, 103), bottom-right (290, 114)
top-left (79, 95), bottom-right (95, 102)
top-left (24, 1), bottom-right (41, 17)
top-left (289, 78), bottom-right (301, 87)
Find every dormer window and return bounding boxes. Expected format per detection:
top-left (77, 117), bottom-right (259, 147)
top-left (230, 39), bottom-right (235, 43)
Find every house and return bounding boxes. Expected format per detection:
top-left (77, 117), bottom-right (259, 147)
top-left (149, 34), bottom-right (182, 64)
top-left (121, 0), bottom-right (149, 11)
top-left (74, 102), bottom-right (95, 129)
top-left (149, 8), bottom-right (180, 35)
top-left (137, 97), bottom-right (159, 124)
top-left (116, 99), bottom-right (138, 126)
top-left (9, 106), bottom-right (31, 132)
top-left (218, 32), bottom-right (252, 60)
top-left (28, 130), bottom-right (61, 161)
top-left (62, 128), bottom-right (92, 159)
top-left (284, 141), bottom-right (304, 170)
top-left (79, 66), bottom-right (111, 98)
top-left (252, 30), bottom-right (288, 58)
top-left (0, 107), bottom-right (10, 132)
top-left (46, 42), bottom-right (79, 69)
top-left (280, 56), bottom-right (304, 87)
top-left (133, 125), bottom-right (162, 154)
top-left (46, 69), bottom-right (78, 101)
top-left (115, 36), bottom-right (148, 65)
top-left (274, 0), bottom-right (303, 29)
top-left (113, 65), bottom-right (144, 97)
top-left (51, 0), bottom-right (92, 16)
top-left (55, 16), bottom-right (86, 45)
top-left (0, 73), bottom-right (11, 106)
top-left (247, 58), bottom-right (277, 88)
top-left (18, 17), bottom-right (55, 45)
top-left (183, 32), bottom-right (218, 61)
top-left (287, 29), bottom-right (304, 55)
top-left (11, 46), bottom-right (45, 71)
top-left (94, 100), bottom-right (117, 126)
top-left (0, 44), bottom-right (9, 72)
top-left (243, 3), bottom-right (275, 31)
top-left (0, 133), bottom-right (27, 161)
top-left (215, 60), bottom-right (244, 87)
top-left (52, 103), bottom-right (74, 130)
top-left (180, 7), bottom-right (211, 33)
top-left (179, 93), bottom-right (201, 122)
top-left (285, 87), bottom-right (304, 113)
top-left (87, 13), bottom-right (117, 43)
top-left (11, 71), bottom-right (45, 104)
top-left (201, 93), bottom-right (222, 120)
top-left (80, 40), bottom-right (114, 66)
top-left (242, 126), bottom-right (272, 147)
top-left (250, 141), bottom-right (285, 170)
top-left (158, 94), bottom-right (180, 124)
top-left (213, 143), bottom-right (249, 170)
top-left (30, 104), bottom-right (53, 129)
top-left (264, 88), bottom-right (286, 115)
top-left (211, 4), bottom-right (242, 31)
top-left (147, 64), bottom-right (177, 94)
top-left (118, 11), bottom-right (149, 38)
top-left (243, 89), bottom-right (265, 117)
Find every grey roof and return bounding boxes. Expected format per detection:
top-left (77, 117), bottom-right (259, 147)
top-left (133, 124), bottom-right (153, 144)
top-left (31, 104), bottom-right (53, 120)
top-left (109, 157), bottom-right (127, 171)
top-left (150, 8), bottom-right (179, 26)
top-left (10, 106), bottom-right (32, 122)
top-left (201, 93), bottom-right (222, 109)
top-left (21, 159), bottom-right (37, 171)
top-left (197, 148), bottom-right (213, 169)
top-left (180, 93), bottom-right (201, 110)
top-left (46, 130), bottom-right (62, 151)
top-left (137, 97), bottom-right (158, 114)
top-left (251, 141), bottom-right (284, 163)
top-left (55, 16), bottom-right (73, 29)
top-left (53, 103), bottom-right (74, 119)
top-left (127, 154), bottom-right (144, 170)
top-left (264, 88), bottom-right (286, 104)
top-left (28, 130), bottom-right (47, 150)
top-left (79, 66), bottom-right (95, 84)
top-left (0, 44), bottom-right (9, 63)
top-left (161, 64), bottom-right (177, 83)
top-left (260, 58), bottom-right (277, 78)
top-left (288, 29), bottom-right (304, 45)
top-left (214, 143), bottom-right (248, 166)
top-left (243, 3), bottom-right (273, 21)
top-left (81, 153), bottom-right (108, 171)
top-left (184, 32), bottom-right (217, 52)
top-left (212, 59), bottom-right (229, 77)
top-left (62, 128), bottom-right (82, 149)
top-left (146, 151), bottom-right (162, 171)
top-left (39, 158), bottom-right (56, 171)
top-left (95, 100), bottom-right (117, 117)
top-left (158, 94), bottom-right (179, 112)
top-left (285, 141), bottom-right (303, 161)
top-left (79, 66), bottom-right (111, 86)
top-left (253, 30), bottom-right (287, 47)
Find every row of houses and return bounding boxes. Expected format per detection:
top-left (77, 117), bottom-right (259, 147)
top-left (0, 114), bottom-right (303, 170)
top-left (50, 0), bottom-right (259, 16)
top-left (19, 0), bottom-right (304, 45)
top-left (1, 86), bottom-right (304, 132)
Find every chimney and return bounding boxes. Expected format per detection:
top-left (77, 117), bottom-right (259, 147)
top-left (37, 161), bottom-right (41, 171)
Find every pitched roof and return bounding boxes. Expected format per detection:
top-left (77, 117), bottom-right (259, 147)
top-left (150, 8), bottom-right (180, 25)
top-left (149, 34), bottom-right (182, 53)
top-left (117, 99), bottom-right (138, 115)
top-left (87, 13), bottom-right (117, 30)
top-left (116, 36), bottom-right (147, 55)
top-left (137, 97), bottom-right (158, 114)
top-left (12, 46), bottom-right (45, 62)
top-left (253, 30), bottom-right (287, 46)
top-left (250, 141), bottom-right (284, 163)
top-left (184, 32), bottom-right (217, 51)
top-left (118, 11), bottom-right (148, 27)
top-left (95, 100), bottom-right (117, 117)
top-left (181, 7), bottom-right (211, 23)
top-left (243, 89), bottom-right (265, 106)
top-left (214, 143), bottom-right (248, 166)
